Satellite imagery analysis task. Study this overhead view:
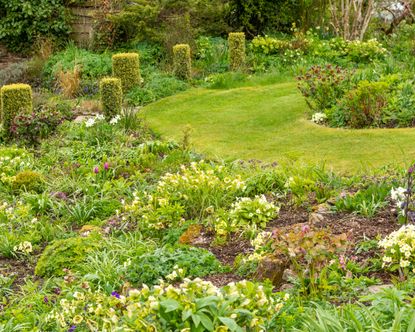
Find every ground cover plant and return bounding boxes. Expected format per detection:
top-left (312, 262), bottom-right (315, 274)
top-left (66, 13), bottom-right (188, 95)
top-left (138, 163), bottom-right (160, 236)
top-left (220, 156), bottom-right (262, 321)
top-left (3, 2), bottom-right (415, 331)
top-left (0, 110), bottom-right (414, 330)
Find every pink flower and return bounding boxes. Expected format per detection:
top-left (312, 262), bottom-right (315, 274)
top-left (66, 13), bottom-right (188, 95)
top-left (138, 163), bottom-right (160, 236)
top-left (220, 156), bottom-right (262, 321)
top-left (301, 224), bottom-right (310, 233)
top-left (94, 166), bottom-right (99, 174)
top-left (104, 162), bottom-right (109, 171)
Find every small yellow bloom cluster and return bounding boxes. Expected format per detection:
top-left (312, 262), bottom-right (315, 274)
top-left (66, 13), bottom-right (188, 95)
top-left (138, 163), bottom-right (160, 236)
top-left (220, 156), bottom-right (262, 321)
top-left (46, 278), bottom-right (288, 331)
top-left (157, 161), bottom-right (246, 196)
top-left (13, 241), bottom-right (32, 255)
top-left (215, 195), bottom-right (279, 237)
top-left (0, 151), bottom-right (32, 184)
top-left (379, 225), bottom-right (415, 271)
top-left (123, 161), bottom-right (246, 229)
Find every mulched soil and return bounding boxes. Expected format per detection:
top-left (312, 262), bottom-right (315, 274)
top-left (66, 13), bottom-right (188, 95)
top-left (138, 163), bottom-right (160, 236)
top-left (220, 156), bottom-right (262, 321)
top-left (0, 258), bottom-right (34, 294)
top-left (196, 201), bottom-right (401, 287)
top-left (0, 200), bottom-right (401, 290)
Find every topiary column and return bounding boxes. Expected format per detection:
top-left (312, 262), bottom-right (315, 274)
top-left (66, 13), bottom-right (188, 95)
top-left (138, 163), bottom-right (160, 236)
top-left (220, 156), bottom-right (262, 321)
top-left (228, 32), bottom-right (246, 71)
top-left (0, 83), bottom-right (32, 136)
top-left (112, 53), bottom-right (141, 92)
top-left (173, 44), bottom-right (192, 80)
top-left (100, 77), bottom-right (123, 120)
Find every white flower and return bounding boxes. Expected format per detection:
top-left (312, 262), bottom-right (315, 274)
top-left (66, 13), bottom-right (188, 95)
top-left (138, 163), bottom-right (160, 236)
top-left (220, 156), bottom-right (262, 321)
top-left (311, 112), bottom-right (327, 124)
top-left (391, 187), bottom-right (406, 202)
top-left (14, 241), bottom-right (32, 254)
top-left (85, 118), bottom-right (95, 128)
top-left (95, 114), bottom-right (105, 121)
top-left (110, 115), bottom-right (121, 125)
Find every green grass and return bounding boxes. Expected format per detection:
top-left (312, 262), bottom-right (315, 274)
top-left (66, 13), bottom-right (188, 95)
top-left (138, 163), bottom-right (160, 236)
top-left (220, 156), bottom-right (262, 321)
top-left (144, 80), bottom-right (415, 172)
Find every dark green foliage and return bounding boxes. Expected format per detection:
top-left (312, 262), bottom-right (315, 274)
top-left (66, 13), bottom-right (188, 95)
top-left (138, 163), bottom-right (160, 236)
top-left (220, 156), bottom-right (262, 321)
top-left (126, 245), bottom-right (226, 285)
top-left (111, 0), bottom-right (230, 48)
top-left (228, 0), bottom-right (327, 35)
top-left (0, 0), bottom-right (71, 52)
top-left (112, 53), bottom-right (141, 92)
top-left (0, 84), bottom-right (32, 136)
top-left (173, 44), bottom-right (192, 80)
top-left (35, 236), bottom-right (101, 277)
top-left (338, 80), bottom-right (390, 128)
top-left (100, 77), bottom-right (123, 119)
top-left (228, 32), bottom-right (245, 71)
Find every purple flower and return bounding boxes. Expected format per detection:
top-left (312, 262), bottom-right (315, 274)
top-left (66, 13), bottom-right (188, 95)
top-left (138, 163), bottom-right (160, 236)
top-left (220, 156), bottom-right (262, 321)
top-left (104, 162), bottom-right (109, 171)
top-left (409, 167), bottom-right (414, 174)
top-left (43, 296), bottom-right (49, 304)
top-left (111, 291), bottom-right (121, 299)
top-left (68, 326), bottom-right (76, 332)
top-left (94, 166), bottom-right (99, 174)
top-left (53, 191), bottom-right (68, 200)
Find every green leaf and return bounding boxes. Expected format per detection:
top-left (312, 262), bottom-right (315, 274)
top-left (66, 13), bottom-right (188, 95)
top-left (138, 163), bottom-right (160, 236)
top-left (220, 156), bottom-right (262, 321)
top-left (218, 317), bottom-right (242, 332)
top-left (199, 312), bottom-right (214, 331)
top-left (192, 314), bottom-right (201, 327)
top-left (160, 299), bottom-right (180, 312)
top-left (195, 296), bottom-right (218, 309)
top-left (182, 309), bottom-right (192, 321)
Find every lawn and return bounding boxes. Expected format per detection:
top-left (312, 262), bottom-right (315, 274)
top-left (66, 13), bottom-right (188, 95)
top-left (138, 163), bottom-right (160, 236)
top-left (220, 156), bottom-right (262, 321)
top-left (144, 80), bottom-right (415, 172)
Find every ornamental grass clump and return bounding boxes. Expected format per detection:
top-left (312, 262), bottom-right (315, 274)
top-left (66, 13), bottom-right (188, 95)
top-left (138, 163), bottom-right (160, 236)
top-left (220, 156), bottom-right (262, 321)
top-left (0, 83), bottom-right (32, 136)
top-left (228, 32), bottom-right (246, 71)
top-left (379, 225), bottom-right (415, 276)
top-left (100, 77), bottom-right (123, 120)
top-left (112, 53), bottom-right (141, 92)
top-left (173, 44), bottom-right (192, 80)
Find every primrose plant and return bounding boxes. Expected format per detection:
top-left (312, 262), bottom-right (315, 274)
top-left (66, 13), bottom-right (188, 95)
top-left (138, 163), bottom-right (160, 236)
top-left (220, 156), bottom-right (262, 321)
top-left (390, 164), bottom-right (415, 224)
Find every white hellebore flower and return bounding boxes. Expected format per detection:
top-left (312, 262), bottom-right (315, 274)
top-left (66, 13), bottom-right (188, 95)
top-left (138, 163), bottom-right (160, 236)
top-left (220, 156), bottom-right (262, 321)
top-left (311, 112), bottom-right (327, 124)
top-left (110, 115), bottom-right (121, 125)
top-left (85, 118), bottom-right (95, 128)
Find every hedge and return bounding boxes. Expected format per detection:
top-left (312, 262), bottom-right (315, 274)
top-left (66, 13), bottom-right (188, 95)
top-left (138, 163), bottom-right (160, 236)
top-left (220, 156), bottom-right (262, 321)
top-left (100, 77), bottom-right (123, 120)
top-left (173, 44), bottom-right (192, 80)
top-left (228, 32), bottom-right (246, 71)
top-left (0, 83), bottom-right (32, 135)
top-left (112, 53), bottom-right (141, 92)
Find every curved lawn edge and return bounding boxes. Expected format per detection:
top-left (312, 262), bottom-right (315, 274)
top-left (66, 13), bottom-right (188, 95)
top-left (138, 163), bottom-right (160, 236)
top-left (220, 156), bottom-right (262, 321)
top-left (143, 81), bottom-right (415, 172)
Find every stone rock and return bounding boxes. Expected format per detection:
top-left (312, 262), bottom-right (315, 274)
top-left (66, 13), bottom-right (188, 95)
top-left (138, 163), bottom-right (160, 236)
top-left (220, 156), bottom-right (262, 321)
top-left (282, 268), bottom-right (296, 282)
top-left (367, 284), bottom-right (394, 294)
top-left (314, 203), bottom-right (331, 214)
top-left (73, 115), bottom-right (90, 123)
top-left (255, 257), bottom-right (288, 287)
top-left (309, 212), bottom-right (325, 224)
top-left (280, 283), bottom-right (294, 291)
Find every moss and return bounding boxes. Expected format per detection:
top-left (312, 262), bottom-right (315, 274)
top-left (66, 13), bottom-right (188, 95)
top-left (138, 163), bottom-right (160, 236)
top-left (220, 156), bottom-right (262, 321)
top-left (12, 170), bottom-right (44, 192)
top-left (0, 83), bottom-right (32, 136)
top-left (228, 32), bottom-right (246, 71)
top-left (112, 53), bottom-right (141, 92)
top-left (173, 44), bottom-right (192, 80)
top-left (100, 77), bottom-right (123, 120)
top-left (35, 236), bottom-right (101, 277)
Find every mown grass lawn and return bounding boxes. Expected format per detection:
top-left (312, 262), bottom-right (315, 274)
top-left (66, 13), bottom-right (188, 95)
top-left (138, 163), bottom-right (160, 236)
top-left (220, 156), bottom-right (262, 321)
top-left (144, 80), bottom-right (415, 172)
